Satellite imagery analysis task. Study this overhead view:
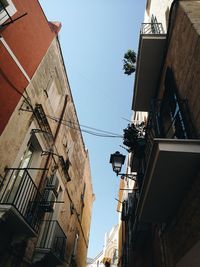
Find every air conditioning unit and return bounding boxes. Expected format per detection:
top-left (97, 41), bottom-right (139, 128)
top-left (40, 175), bottom-right (59, 212)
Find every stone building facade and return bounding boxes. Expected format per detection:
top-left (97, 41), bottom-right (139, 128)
top-left (118, 1), bottom-right (200, 267)
top-left (0, 1), bottom-right (94, 267)
top-left (87, 225), bottom-right (118, 267)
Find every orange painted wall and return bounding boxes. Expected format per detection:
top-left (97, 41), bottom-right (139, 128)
top-left (0, 0), bottom-right (60, 134)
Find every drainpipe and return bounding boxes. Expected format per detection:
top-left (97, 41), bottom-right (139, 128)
top-left (54, 95), bottom-right (68, 142)
top-left (72, 233), bottom-right (79, 258)
top-left (37, 94), bottom-right (68, 191)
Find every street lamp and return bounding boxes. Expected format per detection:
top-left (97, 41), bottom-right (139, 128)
top-left (109, 151), bottom-right (136, 180)
top-left (109, 151), bottom-right (125, 175)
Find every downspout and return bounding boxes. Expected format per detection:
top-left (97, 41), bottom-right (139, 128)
top-left (72, 233), bottom-right (79, 258)
top-left (37, 94), bottom-right (68, 191)
top-left (54, 95), bottom-right (68, 142)
top-left (76, 211), bottom-right (89, 249)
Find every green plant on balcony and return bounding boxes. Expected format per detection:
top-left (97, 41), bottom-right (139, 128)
top-left (123, 49), bottom-right (136, 75)
top-left (123, 123), bottom-right (146, 158)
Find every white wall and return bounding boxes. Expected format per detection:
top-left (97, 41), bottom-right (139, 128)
top-left (144, 0), bottom-right (173, 32)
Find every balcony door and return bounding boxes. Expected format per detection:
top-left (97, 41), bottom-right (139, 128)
top-left (1, 135), bottom-right (42, 220)
top-left (1, 144), bottom-right (34, 204)
top-left (160, 68), bottom-right (188, 139)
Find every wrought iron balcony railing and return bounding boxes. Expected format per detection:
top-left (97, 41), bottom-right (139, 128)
top-left (36, 220), bottom-right (66, 263)
top-left (0, 168), bottom-right (43, 233)
top-left (140, 23), bottom-right (165, 35)
top-left (136, 98), bottom-right (196, 190)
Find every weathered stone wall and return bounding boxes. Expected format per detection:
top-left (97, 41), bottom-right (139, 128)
top-left (160, 1), bottom-right (200, 138)
top-left (76, 151), bottom-right (94, 267)
top-left (0, 36), bottom-right (94, 267)
top-left (157, 2), bottom-right (200, 266)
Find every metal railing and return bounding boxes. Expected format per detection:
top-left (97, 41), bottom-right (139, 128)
top-left (34, 104), bottom-right (54, 146)
top-left (36, 220), bottom-right (66, 262)
top-left (137, 98), bottom-right (196, 189)
top-left (0, 0), bottom-right (27, 28)
top-left (140, 23), bottom-right (165, 35)
top-left (0, 168), bottom-right (42, 232)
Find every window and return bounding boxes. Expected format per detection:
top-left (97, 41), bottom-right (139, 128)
top-left (18, 145), bottom-right (34, 169)
top-left (1, 136), bottom-right (42, 206)
top-left (0, 0), bottom-right (8, 12)
top-left (160, 68), bottom-right (189, 139)
top-left (151, 15), bottom-right (160, 34)
top-left (0, 0), bottom-right (17, 25)
top-left (46, 79), bottom-right (62, 115)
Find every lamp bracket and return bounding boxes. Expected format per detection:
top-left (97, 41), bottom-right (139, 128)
top-left (118, 173), bottom-right (136, 181)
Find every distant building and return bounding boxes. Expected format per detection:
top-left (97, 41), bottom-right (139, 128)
top-left (118, 0), bottom-right (200, 267)
top-left (88, 225), bottom-right (118, 267)
top-left (87, 258), bottom-right (94, 265)
top-left (87, 251), bottom-right (104, 267)
top-left (0, 1), bottom-right (94, 267)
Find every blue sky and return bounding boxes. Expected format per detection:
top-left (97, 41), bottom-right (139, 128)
top-left (39, 0), bottom-right (146, 258)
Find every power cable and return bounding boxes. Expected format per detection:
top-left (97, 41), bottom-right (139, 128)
top-left (2, 69), bottom-right (123, 138)
top-left (47, 115), bottom-right (123, 138)
top-left (46, 114), bottom-right (122, 137)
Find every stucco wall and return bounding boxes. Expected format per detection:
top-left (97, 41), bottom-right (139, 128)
top-left (0, 0), bottom-right (58, 134)
top-left (144, 0), bottom-right (173, 32)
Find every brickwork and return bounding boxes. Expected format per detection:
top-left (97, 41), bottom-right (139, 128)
top-left (160, 1), bottom-right (200, 137)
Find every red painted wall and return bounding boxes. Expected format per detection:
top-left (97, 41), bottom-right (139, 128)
top-left (0, 0), bottom-right (60, 134)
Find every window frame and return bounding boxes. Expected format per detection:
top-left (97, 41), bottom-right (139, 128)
top-left (160, 68), bottom-right (189, 139)
top-left (0, 0), bottom-right (17, 25)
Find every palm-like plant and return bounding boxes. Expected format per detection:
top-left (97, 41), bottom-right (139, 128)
top-left (123, 49), bottom-right (136, 75)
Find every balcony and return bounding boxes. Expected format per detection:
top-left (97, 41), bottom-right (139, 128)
top-left (132, 23), bottom-right (166, 111)
top-left (135, 102), bottom-right (200, 222)
top-left (33, 220), bottom-right (66, 265)
top-left (0, 168), bottom-right (42, 236)
top-left (137, 139), bottom-right (200, 222)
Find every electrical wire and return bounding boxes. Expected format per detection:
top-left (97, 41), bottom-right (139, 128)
top-left (2, 69), bottom-right (123, 139)
top-left (46, 115), bottom-right (123, 138)
top-left (47, 114), bottom-right (121, 135)
top-left (46, 114), bottom-right (122, 137)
